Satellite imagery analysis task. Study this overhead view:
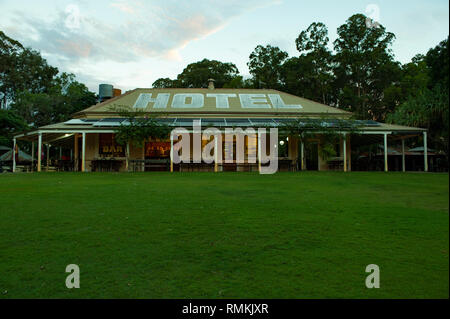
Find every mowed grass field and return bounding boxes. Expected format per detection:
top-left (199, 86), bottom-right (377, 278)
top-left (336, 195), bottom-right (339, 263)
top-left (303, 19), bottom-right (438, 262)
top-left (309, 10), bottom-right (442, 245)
top-left (0, 172), bottom-right (448, 299)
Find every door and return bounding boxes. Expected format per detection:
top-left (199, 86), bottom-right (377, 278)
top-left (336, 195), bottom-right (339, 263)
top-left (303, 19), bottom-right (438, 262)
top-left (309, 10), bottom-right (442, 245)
top-left (305, 142), bottom-right (319, 171)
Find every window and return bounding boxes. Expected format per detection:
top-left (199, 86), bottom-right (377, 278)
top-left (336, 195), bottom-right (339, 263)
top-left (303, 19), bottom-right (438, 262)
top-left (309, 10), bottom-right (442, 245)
top-left (99, 134), bottom-right (125, 157)
top-left (145, 141), bottom-right (170, 158)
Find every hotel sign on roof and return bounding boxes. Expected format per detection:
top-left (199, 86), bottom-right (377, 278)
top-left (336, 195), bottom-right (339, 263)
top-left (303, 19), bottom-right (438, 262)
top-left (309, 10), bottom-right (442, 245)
top-left (133, 92), bottom-right (303, 109)
top-left (75, 88), bottom-right (351, 118)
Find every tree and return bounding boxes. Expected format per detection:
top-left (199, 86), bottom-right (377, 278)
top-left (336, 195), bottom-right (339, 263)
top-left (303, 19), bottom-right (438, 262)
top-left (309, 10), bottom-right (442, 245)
top-left (11, 91), bottom-right (55, 127)
top-left (296, 22), bottom-right (329, 53)
top-left (0, 31), bottom-right (58, 109)
top-left (399, 54), bottom-right (430, 99)
top-left (0, 109), bottom-right (28, 147)
top-left (0, 31), bottom-right (24, 108)
top-left (388, 37), bottom-right (450, 157)
top-left (248, 45), bottom-right (288, 89)
top-left (152, 78), bottom-right (177, 88)
top-left (1, 31), bottom-right (96, 128)
top-left (176, 59), bottom-right (240, 88)
top-left (11, 73), bottom-right (96, 127)
top-left (425, 37), bottom-right (449, 90)
top-left (387, 86), bottom-right (449, 157)
top-left (292, 22), bottom-right (334, 104)
top-left (222, 75), bottom-right (254, 88)
top-left (280, 57), bottom-right (303, 96)
top-left (112, 106), bottom-right (171, 170)
top-left (53, 73), bottom-right (97, 122)
top-left (333, 14), bottom-right (401, 120)
top-left (280, 55), bottom-right (335, 102)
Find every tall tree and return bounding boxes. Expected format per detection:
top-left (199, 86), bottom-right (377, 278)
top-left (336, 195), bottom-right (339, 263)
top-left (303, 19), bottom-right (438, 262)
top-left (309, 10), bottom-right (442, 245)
top-left (280, 57), bottom-right (303, 96)
top-left (399, 54), bottom-right (430, 99)
top-left (248, 45), bottom-right (288, 89)
top-left (152, 78), bottom-right (177, 88)
top-left (293, 22), bottom-right (334, 104)
top-left (387, 86), bottom-right (449, 157)
top-left (176, 59), bottom-right (239, 88)
top-left (0, 109), bottom-right (28, 147)
top-left (11, 72), bottom-right (96, 127)
top-left (56, 74), bottom-right (97, 121)
top-left (381, 54), bottom-right (431, 112)
top-left (11, 91), bottom-right (54, 127)
top-left (388, 37), bottom-right (449, 157)
top-left (333, 14), bottom-right (401, 120)
top-left (425, 37), bottom-right (449, 90)
top-left (281, 56), bottom-right (336, 102)
top-left (0, 31), bottom-right (24, 108)
top-left (0, 31), bottom-right (58, 109)
top-left (222, 75), bottom-right (254, 88)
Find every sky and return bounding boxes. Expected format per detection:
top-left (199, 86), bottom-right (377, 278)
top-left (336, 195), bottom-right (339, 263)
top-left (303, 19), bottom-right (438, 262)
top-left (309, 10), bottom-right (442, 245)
top-left (0, 0), bottom-right (448, 93)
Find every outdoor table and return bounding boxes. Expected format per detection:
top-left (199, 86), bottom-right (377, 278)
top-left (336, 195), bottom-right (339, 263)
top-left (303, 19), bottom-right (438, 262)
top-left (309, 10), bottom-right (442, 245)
top-left (92, 158), bottom-right (123, 172)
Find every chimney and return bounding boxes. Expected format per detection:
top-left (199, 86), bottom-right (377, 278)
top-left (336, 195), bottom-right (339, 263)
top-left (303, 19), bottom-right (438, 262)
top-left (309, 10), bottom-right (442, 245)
top-left (113, 88), bottom-right (122, 97)
top-left (208, 78), bottom-right (215, 90)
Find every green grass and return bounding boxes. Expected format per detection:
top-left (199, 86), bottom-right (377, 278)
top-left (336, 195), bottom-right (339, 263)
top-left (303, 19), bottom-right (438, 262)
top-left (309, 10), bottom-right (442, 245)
top-left (0, 172), bottom-right (448, 299)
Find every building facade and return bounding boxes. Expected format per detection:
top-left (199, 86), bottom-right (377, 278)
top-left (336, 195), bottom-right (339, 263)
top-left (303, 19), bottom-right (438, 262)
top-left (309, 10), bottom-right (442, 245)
top-left (13, 87), bottom-right (428, 173)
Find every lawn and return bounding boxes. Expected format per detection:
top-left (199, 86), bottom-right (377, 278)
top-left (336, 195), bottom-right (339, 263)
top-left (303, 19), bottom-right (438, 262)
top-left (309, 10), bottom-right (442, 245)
top-left (0, 172), bottom-right (448, 299)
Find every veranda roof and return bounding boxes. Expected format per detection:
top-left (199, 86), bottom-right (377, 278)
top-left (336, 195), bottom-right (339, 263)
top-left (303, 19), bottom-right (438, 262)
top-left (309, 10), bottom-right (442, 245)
top-left (13, 88), bottom-right (426, 140)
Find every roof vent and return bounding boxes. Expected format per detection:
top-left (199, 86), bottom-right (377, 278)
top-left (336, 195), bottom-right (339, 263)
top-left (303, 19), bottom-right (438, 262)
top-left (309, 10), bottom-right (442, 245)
top-left (208, 78), bottom-right (215, 90)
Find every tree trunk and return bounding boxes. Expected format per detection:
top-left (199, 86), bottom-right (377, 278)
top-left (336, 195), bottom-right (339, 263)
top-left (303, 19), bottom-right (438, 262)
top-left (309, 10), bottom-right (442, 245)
top-left (126, 142), bottom-right (130, 172)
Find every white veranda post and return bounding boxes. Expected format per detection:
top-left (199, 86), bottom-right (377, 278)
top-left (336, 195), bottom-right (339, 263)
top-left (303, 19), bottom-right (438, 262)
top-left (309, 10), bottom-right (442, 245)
top-left (257, 131), bottom-right (262, 172)
top-left (12, 138), bottom-right (16, 173)
top-left (37, 133), bottom-right (42, 172)
top-left (81, 132), bottom-right (86, 172)
top-left (170, 134), bottom-right (174, 173)
top-left (384, 133), bottom-right (388, 172)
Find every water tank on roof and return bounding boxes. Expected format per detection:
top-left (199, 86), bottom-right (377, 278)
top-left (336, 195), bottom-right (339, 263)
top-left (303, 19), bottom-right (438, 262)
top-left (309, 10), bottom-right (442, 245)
top-left (99, 84), bottom-right (113, 102)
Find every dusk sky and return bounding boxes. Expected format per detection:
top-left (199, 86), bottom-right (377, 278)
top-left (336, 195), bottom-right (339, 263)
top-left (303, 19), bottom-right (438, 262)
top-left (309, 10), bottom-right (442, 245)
top-left (1, 0), bottom-right (448, 93)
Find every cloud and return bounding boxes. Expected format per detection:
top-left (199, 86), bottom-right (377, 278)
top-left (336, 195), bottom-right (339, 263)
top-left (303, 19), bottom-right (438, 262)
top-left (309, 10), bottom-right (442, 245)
top-left (0, 0), bottom-right (281, 91)
top-left (3, 0), bottom-right (280, 62)
top-left (110, 1), bottom-right (136, 14)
